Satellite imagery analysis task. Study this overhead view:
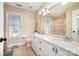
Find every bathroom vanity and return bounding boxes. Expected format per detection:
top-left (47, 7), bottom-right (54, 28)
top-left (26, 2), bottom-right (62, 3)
top-left (31, 33), bottom-right (79, 56)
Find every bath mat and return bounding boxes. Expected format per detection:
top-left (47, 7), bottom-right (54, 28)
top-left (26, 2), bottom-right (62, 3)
top-left (4, 50), bottom-right (14, 56)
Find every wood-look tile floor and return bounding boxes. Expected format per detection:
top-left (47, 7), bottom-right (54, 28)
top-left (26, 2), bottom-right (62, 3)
top-left (7, 44), bottom-right (37, 56)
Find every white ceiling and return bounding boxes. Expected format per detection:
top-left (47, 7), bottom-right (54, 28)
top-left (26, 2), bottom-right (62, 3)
top-left (47, 2), bottom-right (78, 16)
top-left (5, 2), bottom-right (45, 12)
top-left (5, 2), bottom-right (78, 16)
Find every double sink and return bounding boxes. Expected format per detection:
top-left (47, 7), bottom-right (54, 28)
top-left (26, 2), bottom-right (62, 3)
top-left (34, 33), bottom-right (79, 55)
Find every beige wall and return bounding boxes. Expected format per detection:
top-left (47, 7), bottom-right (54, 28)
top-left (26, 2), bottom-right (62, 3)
top-left (4, 4), bottom-right (36, 37)
top-left (36, 14), bottom-right (40, 32)
top-left (0, 3), bottom-right (4, 38)
top-left (66, 3), bottom-right (79, 36)
top-left (36, 14), bottom-right (45, 33)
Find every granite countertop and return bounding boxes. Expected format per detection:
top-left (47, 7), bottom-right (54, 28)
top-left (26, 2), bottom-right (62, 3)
top-left (33, 33), bottom-right (79, 56)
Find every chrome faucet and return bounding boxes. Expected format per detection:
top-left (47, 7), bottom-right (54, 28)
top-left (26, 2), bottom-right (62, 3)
top-left (64, 35), bottom-right (73, 42)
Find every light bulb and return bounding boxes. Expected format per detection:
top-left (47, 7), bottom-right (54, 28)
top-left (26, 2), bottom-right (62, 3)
top-left (39, 11), bottom-right (42, 14)
top-left (46, 10), bottom-right (50, 13)
top-left (43, 13), bottom-right (46, 16)
top-left (42, 9), bottom-right (45, 12)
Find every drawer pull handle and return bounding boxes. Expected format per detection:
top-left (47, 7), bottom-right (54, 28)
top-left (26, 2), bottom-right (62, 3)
top-left (52, 47), bottom-right (54, 51)
top-left (56, 48), bottom-right (58, 53)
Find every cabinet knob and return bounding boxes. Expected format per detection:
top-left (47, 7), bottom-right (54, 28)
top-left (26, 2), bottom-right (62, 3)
top-left (39, 48), bottom-right (41, 51)
top-left (39, 41), bottom-right (41, 43)
top-left (55, 48), bottom-right (58, 53)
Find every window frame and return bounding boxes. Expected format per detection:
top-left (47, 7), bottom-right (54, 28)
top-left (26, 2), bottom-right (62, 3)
top-left (6, 11), bottom-right (22, 38)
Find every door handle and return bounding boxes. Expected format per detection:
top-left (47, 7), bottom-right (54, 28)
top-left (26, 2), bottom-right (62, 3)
top-left (0, 37), bottom-right (3, 42)
top-left (0, 37), bottom-right (7, 42)
top-left (3, 37), bottom-right (7, 41)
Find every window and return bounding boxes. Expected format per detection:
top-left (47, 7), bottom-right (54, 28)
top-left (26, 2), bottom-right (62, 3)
top-left (44, 17), bottom-right (51, 33)
top-left (8, 12), bottom-right (21, 38)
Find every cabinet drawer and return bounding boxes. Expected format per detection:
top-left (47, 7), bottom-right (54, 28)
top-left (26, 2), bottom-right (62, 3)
top-left (41, 40), bottom-right (55, 56)
top-left (55, 47), bottom-right (75, 56)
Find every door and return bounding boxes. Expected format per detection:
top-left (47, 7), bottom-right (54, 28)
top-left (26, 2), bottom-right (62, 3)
top-left (44, 16), bottom-right (51, 33)
top-left (0, 2), bottom-right (4, 56)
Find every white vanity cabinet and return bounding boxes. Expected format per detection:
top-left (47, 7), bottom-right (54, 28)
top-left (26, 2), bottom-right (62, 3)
top-left (31, 36), bottom-right (55, 56)
top-left (31, 36), bottom-right (77, 56)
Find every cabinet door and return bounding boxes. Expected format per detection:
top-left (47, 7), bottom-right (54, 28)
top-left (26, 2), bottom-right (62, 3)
top-left (47, 43), bottom-right (55, 56)
top-left (36, 38), bottom-right (42, 56)
top-left (31, 37), bottom-right (38, 55)
top-left (31, 37), bottom-right (42, 56)
top-left (40, 40), bottom-right (55, 56)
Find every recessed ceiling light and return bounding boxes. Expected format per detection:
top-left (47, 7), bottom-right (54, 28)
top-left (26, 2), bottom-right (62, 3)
top-left (16, 4), bottom-right (22, 7)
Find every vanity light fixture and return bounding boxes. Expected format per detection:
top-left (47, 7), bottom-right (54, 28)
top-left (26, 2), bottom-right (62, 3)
top-left (39, 8), bottom-right (50, 16)
top-left (46, 10), bottom-right (50, 14)
top-left (42, 8), bottom-right (46, 12)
